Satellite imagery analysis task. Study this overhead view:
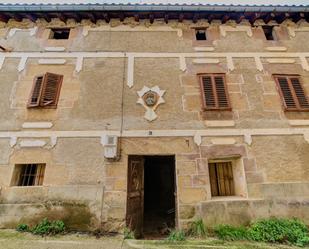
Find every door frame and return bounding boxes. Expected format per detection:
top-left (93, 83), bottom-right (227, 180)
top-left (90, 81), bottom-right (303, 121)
top-left (125, 154), bottom-right (178, 236)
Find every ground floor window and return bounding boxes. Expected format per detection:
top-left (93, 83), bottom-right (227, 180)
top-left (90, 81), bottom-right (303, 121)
top-left (11, 164), bottom-right (45, 186)
top-left (209, 161), bottom-right (235, 197)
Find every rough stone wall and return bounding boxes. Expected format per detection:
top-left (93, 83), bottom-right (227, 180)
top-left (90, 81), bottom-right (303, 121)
top-left (0, 18), bottom-right (308, 231)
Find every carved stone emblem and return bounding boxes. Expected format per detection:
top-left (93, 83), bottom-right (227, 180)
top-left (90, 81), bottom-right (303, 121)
top-left (137, 86), bottom-right (165, 121)
top-left (143, 91), bottom-right (158, 107)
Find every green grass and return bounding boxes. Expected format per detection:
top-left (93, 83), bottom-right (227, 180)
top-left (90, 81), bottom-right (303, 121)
top-left (131, 238), bottom-right (304, 249)
top-left (187, 219), bottom-right (207, 238)
top-left (0, 229), bottom-right (307, 248)
top-left (166, 230), bottom-right (186, 242)
top-left (213, 218), bottom-right (309, 247)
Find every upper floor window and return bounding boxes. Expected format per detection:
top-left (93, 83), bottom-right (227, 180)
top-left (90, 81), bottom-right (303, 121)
top-left (28, 72), bottom-right (63, 109)
top-left (262, 25), bottom-right (275, 40)
top-left (199, 74), bottom-right (231, 110)
top-left (274, 75), bottom-right (309, 111)
top-left (49, 28), bottom-right (70, 40)
top-left (11, 164), bottom-right (45, 187)
top-left (195, 28), bottom-right (207, 40)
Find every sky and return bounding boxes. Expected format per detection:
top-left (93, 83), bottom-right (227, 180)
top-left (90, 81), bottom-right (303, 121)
top-left (0, 0), bottom-right (308, 5)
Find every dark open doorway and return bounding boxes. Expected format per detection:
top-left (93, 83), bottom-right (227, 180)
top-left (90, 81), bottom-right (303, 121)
top-left (143, 156), bottom-right (175, 238)
top-left (126, 155), bottom-right (176, 239)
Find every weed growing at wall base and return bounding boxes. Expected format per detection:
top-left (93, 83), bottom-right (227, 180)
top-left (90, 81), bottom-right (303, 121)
top-left (166, 229), bottom-right (186, 242)
top-left (187, 219), bottom-right (207, 238)
top-left (16, 218), bottom-right (65, 236)
top-left (248, 218), bottom-right (309, 247)
top-left (16, 224), bottom-right (29, 232)
top-left (123, 227), bottom-right (135, 239)
top-left (214, 218), bottom-right (309, 247)
top-left (214, 224), bottom-right (249, 241)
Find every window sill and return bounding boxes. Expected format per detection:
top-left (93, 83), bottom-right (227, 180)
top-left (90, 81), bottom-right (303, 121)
top-left (210, 196), bottom-right (248, 202)
top-left (10, 185), bottom-right (44, 188)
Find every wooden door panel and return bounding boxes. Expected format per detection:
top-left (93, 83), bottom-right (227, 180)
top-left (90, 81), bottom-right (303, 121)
top-left (126, 156), bottom-right (144, 238)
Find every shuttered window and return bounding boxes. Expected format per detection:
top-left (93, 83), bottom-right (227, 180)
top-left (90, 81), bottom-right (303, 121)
top-left (274, 75), bottom-right (309, 111)
top-left (28, 72), bottom-right (63, 109)
top-left (209, 162), bottom-right (235, 197)
top-left (199, 74), bottom-right (231, 110)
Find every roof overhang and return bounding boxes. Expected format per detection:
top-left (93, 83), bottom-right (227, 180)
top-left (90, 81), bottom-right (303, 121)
top-left (0, 3), bottom-right (308, 24)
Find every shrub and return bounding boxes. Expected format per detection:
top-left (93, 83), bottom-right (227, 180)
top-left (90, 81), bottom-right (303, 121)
top-left (123, 227), bottom-right (135, 239)
top-left (248, 218), bottom-right (309, 247)
top-left (31, 218), bottom-right (65, 236)
top-left (214, 224), bottom-right (248, 241)
top-left (166, 229), bottom-right (186, 242)
top-left (16, 224), bottom-right (29, 232)
top-left (187, 218), bottom-right (207, 238)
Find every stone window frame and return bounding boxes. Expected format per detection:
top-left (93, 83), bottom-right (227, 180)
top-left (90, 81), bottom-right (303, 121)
top-left (198, 73), bottom-right (232, 111)
top-left (207, 157), bottom-right (248, 200)
top-left (273, 74), bottom-right (309, 112)
top-left (48, 28), bottom-right (71, 40)
top-left (194, 27), bottom-right (208, 41)
top-left (10, 163), bottom-right (46, 187)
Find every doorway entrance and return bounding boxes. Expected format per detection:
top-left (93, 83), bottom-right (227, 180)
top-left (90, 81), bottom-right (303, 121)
top-left (126, 155), bottom-right (176, 239)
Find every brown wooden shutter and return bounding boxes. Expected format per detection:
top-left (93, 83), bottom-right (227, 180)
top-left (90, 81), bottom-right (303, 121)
top-left (40, 72), bottom-right (63, 108)
top-left (200, 74), bottom-right (230, 110)
top-left (214, 76), bottom-right (229, 108)
top-left (290, 77), bottom-right (309, 109)
top-left (209, 163), bottom-right (219, 197)
top-left (202, 76), bottom-right (216, 108)
top-left (209, 162), bottom-right (234, 197)
top-left (28, 76), bottom-right (44, 107)
top-left (275, 75), bottom-right (309, 111)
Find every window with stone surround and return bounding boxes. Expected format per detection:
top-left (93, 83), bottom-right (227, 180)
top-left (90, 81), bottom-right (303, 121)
top-left (28, 72), bottom-right (63, 109)
top-left (209, 161), bottom-right (235, 197)
top-left (274, 75), bottom-right (309, 111)
top-left (262, 25), bottom-right (276, 40)
top-left (195, 28), bottom-right (207, 40)
top-left (208, 157), bottom-right (248, 199)
top-left (11, 164), bottom-right (45, 187)
top-left (199, 74), bottom-right (231, 110)
top-left (49, 28), bottom-right (70, 40)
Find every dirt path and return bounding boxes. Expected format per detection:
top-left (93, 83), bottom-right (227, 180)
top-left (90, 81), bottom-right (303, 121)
top-left (0, 230), bottom-right (124, 249)
top-left (0, 230), bottom-right (302, 249)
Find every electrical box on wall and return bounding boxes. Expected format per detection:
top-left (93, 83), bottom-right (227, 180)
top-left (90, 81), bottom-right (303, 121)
top-left (102, 135), bottom-right (118, 159)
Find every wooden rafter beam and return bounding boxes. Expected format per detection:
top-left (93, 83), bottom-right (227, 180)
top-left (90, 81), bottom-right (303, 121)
top-left (164, 14), bottom-right (169, 24)
top-left (7, 13), bottom-right (22, 22)
top-left (207, 14), bottom-right (215, 23)
top-left (193, 13), bottom-right (199, 23)
top-left (178, 13), bottom-right (184, 22)
top-left (24, 13), bottom-right (37, 22)
top-left (264, 12), bottom-right (275, 24)
top-left (103, 13), bottom-right (110, 23)
top-left (0, 13), bottom-right (9, 22)
top-left (134, 14), bottom-right (139, 22)
top-left (245, 12), bottom-right (260, 24)
top-left (237, 14), bottom-right (245, 23)
top-left (87, 13), bottom-right (96, 23)
top-left (119, 13), bottom-right (125, 22)
top-left (275, 12), bottom-right (290, 23)
top-left (71, 13), bottom-right (81, 23)
top-left (149, 14), bottom-right (154, 24)
top-left (40, 13), bottom-right (51, 22)
top-left (222, 14), bottom-right (230, 23)
top-left (57, 13), bottom-right (66, 23)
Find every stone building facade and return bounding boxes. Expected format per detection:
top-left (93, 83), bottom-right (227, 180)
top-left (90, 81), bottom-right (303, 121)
top-left (0, 2), bottom-right (309, 237)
